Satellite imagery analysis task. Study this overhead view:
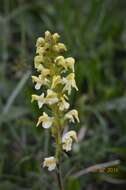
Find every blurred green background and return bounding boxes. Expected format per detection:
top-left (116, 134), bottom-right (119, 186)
top-left (0, 0), bottom-right (126, 189)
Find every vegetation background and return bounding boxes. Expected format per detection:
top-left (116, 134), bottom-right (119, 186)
top-left (0, 0), bottom-right (126, 189)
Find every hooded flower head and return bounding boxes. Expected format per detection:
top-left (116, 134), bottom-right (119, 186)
top-left (43, 156), bottom-right (56, 171)
top-left (32, 75), bottom-right (49, 90)
top-left (65, 57), bottom-right (75, 72)
top-left (36, 37), bottom-right (45, 47)
top-left (34, 55), bottom-right (43, 70)
top-left (62, 73), bottom-right (78, 95)
top-left (31, 93), bottom-right (45, 109)
top-left (65, 109), bottom-right (80, 123)
top-left (55, 56), bottom-right (75, 73)
top-left (62, 130), bottom-right (77, 152)
top-left (58, 95), bottom-right (69, 111)
top-left (37, 112), bottom-right (54, 128)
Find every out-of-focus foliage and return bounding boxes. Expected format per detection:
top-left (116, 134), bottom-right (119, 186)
top-left (0, 0), bottom-right (126, 190)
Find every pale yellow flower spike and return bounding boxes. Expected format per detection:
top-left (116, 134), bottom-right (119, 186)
top-left (31, 31), bottom-right (79, 173)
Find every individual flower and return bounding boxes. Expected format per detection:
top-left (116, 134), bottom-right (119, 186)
top-left (62, 130), bottom-right (77, 152)
top-left (55, 56), bottom-right (65, 66)
top-left (34, 55), bottom-right (43, 70)
top-left (52, 33), bottom-right (60, 43)
top-left (31, 93), bottom-right (45, 108)
top-left (45, 89), bottom-right (59, 105)
top-left (58, 95), bottom-right (70, 111)
top-left (32, 75), bottom-right (49, 90)
top-left (62, 73), bottom-right (78, 95)
top-left (36, 37), bottom-right (45, 47)
top-left (53, 43), bottom-right (67, 53)
top-left (65, 57), bottom-right (75, 72)
top-left (37, 112), bottom-right (54, 128)
top-left (45, 31), bottom-right (52, 42)
top-left (43, 156), bottom-right (56, 171)
top-left (65, 109), bottom-right (80, 123)
top-left (55, 56), bottom-right (75, 72)
top-left (62, 137), bottom-right (72, 152)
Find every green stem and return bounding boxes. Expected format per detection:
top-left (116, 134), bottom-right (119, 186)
top-left (56, 162), bottom-right (64, 190)
top-left (53, 106), bottom-right (64, 190)
top-left (55, 122), bottom-right (64, 190)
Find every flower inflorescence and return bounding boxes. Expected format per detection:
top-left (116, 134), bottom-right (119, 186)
top-left (31, 31), bottom-right (79, 171)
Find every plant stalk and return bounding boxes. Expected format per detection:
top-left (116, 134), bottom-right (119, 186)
top-left (56, 162), bottom-right (64, 190)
